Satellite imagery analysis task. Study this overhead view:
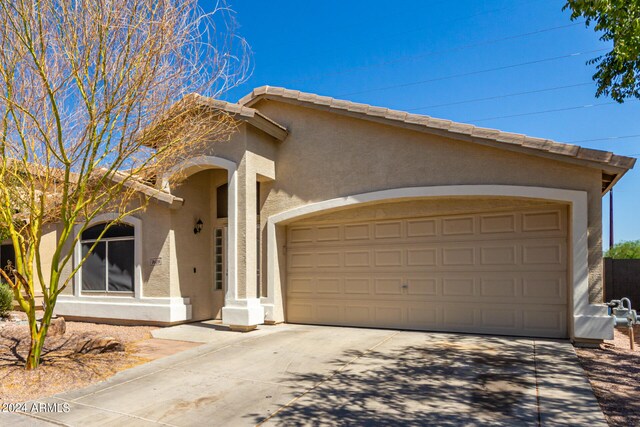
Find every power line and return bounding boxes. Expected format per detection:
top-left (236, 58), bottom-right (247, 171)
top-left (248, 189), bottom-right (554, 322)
top-left (340, 48), bottom-right (607, 97)
top-left (567, 134), bottom-right (640, 144)
top-left (388, 0), bottom-right (543, 39)
top-left (291, 21), bottom-right (585, 84)
top-left (407, 82), bottom-right (593, 111)
top-left (292, 0), bottom-right (544, 71)
top-left (466, 100), bottom-right (634, 122)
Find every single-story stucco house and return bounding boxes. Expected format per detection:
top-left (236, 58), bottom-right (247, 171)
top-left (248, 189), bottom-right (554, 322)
top-left (5, 86), bottom-right (632, 343)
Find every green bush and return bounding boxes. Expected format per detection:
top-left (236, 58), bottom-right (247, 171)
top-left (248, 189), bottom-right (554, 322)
top-left (605, 240), bottom-right (640, 259)
top-left (0, 282), bottom-right (13, 317)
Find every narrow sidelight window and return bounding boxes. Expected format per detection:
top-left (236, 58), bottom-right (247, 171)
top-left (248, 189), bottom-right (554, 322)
top-left (214, 227), bottom-right (225, 291)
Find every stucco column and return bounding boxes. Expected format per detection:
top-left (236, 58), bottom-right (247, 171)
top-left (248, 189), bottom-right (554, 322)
top-left (222, 153), bottom-right (265, 330)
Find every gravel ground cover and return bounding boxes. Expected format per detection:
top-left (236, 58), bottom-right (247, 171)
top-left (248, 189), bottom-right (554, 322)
top-left (0, 312), bottom-right (156, 404)
top-left (576, 326), bottom-right (640, 427)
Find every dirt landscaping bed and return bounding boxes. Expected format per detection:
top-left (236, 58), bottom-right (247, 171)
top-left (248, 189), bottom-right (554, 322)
top-left (0, 312), bottom-right (156, 404)
top-left (576, 326), bottom-right (640, 426)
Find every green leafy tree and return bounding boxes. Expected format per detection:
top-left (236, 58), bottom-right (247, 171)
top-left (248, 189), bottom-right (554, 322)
top-left (564, 1), bottom-right (640, 102)
top-left (605, 240), bottom-right (640, 259)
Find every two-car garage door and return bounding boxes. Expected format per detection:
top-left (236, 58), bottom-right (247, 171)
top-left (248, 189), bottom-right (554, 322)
top-left (286, 206), bottom-right (568, 338)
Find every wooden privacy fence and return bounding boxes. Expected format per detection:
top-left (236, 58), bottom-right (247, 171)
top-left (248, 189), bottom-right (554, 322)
top-left (604, 258), bottom-right (640, 309)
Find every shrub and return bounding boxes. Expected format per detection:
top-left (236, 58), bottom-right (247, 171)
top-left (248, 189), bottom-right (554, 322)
top-left (605, 240), bottom-right (640, 259)
top-left (0, 282), bottom-right (13, 317)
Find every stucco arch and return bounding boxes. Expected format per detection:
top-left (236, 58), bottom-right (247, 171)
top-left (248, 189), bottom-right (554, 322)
top-left (263, 185), bottom-right (610, 341)
top-left (161, 155), bottom-right (240, 306)
top-left (160, 155), bottom-right (237, 192)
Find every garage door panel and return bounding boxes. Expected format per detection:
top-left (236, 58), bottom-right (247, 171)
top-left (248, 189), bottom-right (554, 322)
top-left (288, 227), bottom-right (314, 244)
top-left (522, 275), bottom-right (566, 299)
top-left (344, 224), bottom-right (370, 240)
top-left (480, 308), bottom-right (517, 329)
top-left (406, 219), bottom-right (437, 237)
top-left (523, 309), bottom-right (567, 335)
top-left (375, 306), bottom-right (404, 325)
top-left (480, 245), bottom-right (517, 265)
top-left (480, 213), bottom-right (517, 234)
top-left (406, 248), bottom-right (437, 266)
top-left (288, 209), bottom-right (567, 248)
top-left (287, 302), bottom-right (315, 322)
top-left (344, 250), bottom-right (370, 267)
top-left (289, 252), bottom-right (314, 269)
top-left (374, 278), bottom-right (403, 295)
top-left (289, 277), bottom-right (314, 294)
top-left (286, 298), bottom-right (567, 338)
top-left (289, 273), bottom-right (565, 305)
top-left (317, 278), bottom-right (341, 294)
top-left (479, 277), bottom-right (517, 298)
top-left (288, 240), bottom-right (565, 272)
top-left (522, 210), bottom-right (564, 232)
top-left (522, 240), bottom-right (565, 265)
top-left (442, 278), bottom-right (475, 296)
top-left (374, 221), bottom-right (403, 239)
top-left (344, 304), bottom-right (372, 324)
top-left (406, 278), bottom-right (437, 295)
top-left (343, 277), bottom-right (370, 295)
top-left (442, 216), bottom-right (476, 236)
top-left (316, 304), bottom-right (341, 320)
top-left (373, 249), bottom-right (403, 267)
top-left (442, 247), bottom-right (475, 266)
top-left (286, 206), bottom-right (568, 338)
top-left (316, 225), bottom-right (341, 242)
top-left (316, 251), bottom-right (341, 268)
top-left (407, 306), bottom-right (439, 326)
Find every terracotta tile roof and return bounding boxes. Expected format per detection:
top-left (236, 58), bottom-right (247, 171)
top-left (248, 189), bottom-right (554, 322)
top-left (238, 86), bottom-right (636, 172)
top-left (191, 94), bottom-right (288, 140)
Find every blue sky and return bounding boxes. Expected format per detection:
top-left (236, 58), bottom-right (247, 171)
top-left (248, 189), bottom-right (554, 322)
top-left (215, 0), bottom-right (639, 247)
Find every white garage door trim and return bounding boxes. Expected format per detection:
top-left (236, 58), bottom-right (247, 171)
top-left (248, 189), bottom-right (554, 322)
top-left (263, 185), bottom-right (612, 341)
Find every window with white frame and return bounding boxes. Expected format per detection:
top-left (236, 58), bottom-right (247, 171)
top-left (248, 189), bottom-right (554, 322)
top-left (81, 223), bottom-right (135, 293)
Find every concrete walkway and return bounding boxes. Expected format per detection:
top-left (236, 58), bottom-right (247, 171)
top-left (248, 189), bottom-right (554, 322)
top-left (3, 324), bottom-right (606, 426)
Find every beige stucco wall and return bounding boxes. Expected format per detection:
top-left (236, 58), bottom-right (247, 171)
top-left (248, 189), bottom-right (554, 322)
top-left (248, 100), bottom-right (604, 308)
top-left (1, 223), bottom-right (57, 298)
top-left (171, 169), bottom-right (215, 320)
top-left (140, 202), bottom-right (172, 298)
top-left (53, 198), bottom-right (172, 300)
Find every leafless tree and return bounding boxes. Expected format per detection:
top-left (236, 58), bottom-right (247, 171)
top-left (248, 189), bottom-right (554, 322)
top-left (0, 0), bottom-right (250, 369)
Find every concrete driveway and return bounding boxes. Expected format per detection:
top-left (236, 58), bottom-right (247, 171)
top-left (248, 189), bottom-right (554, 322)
top-left (4, 324), bottom-right (606, 426)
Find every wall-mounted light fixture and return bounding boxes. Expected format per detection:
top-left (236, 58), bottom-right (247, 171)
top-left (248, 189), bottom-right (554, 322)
top-left (194, 218), bottom-right (203, 234)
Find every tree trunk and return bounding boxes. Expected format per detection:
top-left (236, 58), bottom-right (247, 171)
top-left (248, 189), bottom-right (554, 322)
top-left (25, 307), bottom-right (53, 370)
top-left (25, 332), bottom-right (44, 370)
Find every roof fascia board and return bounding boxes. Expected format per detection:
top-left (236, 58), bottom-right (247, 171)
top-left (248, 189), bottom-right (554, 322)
top-left (196, 95), bottom-right (288, 142)
top-left (246, 113), bottom-right (288, 141)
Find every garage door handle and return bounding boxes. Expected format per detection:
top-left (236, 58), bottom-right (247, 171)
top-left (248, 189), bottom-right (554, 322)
top-left (401, 284), bottom-right (408, 289)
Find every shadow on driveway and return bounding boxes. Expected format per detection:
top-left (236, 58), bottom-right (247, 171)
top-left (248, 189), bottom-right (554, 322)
top-left (250, 334), bottom-right (539, 426)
